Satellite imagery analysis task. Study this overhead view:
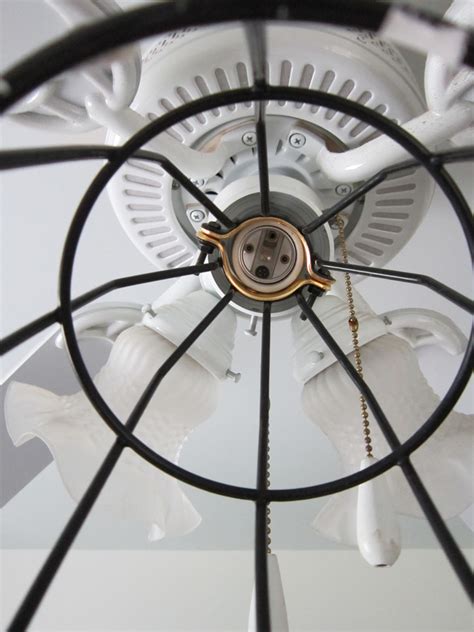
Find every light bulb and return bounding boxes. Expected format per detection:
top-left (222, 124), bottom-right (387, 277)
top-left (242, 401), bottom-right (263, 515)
top-left (248, 554), bottom-right (289, 632)
top-left (5, 291), bottom-right (236, 540)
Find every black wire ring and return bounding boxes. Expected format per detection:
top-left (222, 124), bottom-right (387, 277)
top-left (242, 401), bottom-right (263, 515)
top-left (57, 87), bottom-right (473, 502)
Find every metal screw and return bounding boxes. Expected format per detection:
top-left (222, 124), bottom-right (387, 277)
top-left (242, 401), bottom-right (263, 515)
top-left (289, 132), bottom-right (306, 148)
top-left (189, 209), bottom-right (206, 223)
top-left (192, 178), bottom-right (205, 187)
top-left (335, 183), bottom-right (353, 196)
top-left (172, 180), bottom-right (180, 190)
top-left (244, 243), bottom-right (254, 253)
top-left (244, 315), bottom-right (258, 337)
top-left (242, 131), bottom-right (257, 146)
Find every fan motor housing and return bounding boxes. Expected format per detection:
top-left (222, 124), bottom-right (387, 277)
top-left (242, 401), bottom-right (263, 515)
top-left (107, 24), bottom-right (433, 311)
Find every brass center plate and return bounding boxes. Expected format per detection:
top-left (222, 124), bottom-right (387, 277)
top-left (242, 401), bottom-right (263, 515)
top-left (197, 216), bottom-right (334, 302)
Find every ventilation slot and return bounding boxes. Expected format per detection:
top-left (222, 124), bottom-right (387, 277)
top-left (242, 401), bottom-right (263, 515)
top-left (278, 60), bottom-right (292, 105)
top-left (339, 91), bottom-right (372, 128)
top-left (347, 249), bottom-right (371, 265)
top-left (166, 252), bottom-right (192, 268)
top-left (126, 158), bottom-right (165, 177)
top-left (138, 226), bottom-right (171, 237)
top-left (361, 232), bottom-right (394, 245)
top-left (325, 80), bottom-right (355, 120)
top-left (374, 199), bottom-right (413, 207)
top-left (368, 222), bottom-right (403, 233)
top-left (236, 62), bottom-right (252, 108)
top-left (275, 139), bottom-right (284, 155)
top-left (310, 70), bottom-right (335, 113)
top-left (376, 183), bottom-right (416, 194)
top-left (385, 167), bottom-right (418, 180)
top-left (124, 189), bottom-right (162, 200)
top-left (147, 235), bottom-right (177, 249)
top-left (127, 204), bottom-right (163, 211)
top-left (194, 75), bottom-right (220, 116)
top-left (160, 98), bottom-right (193, 133)
top-left (157, 245), bottom-right (185, 259)
top-left (176, 86), bottom-right (206, 124)
top-left (294, 64), bottom-right (315, 109)
top-left (350, 104), bottom-right (387, 138)
top-left (354, 242), bottom-right (383, 256)
top-left (215, 68), bottom-right (236, 111)
top-left (131, 216), bottom-right (164, 224)
top-left (124, 174), bottom-right (161, 188)
top-left (371, 211), bottom-right (410, 219)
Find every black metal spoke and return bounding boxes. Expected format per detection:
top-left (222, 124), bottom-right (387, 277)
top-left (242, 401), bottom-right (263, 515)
top-left (0, 146), bottom-right (118, 170)
top-left (8, 289), bottom-right (234, 631)
top-left (318, 259), bottom-right (474, 314)
top-left (255, 301), bottom-right (272, 631)
top-left (302, 168), bottom-right (397, 235)
top-left (0, 263), bottom-right (219, 356)
top-left (244, 21), bottom-right (270, 216)
top-left (302, 147), bottom-right (474, 236)
top-left (136, 150), bottom-right (235, 229)
top-left (296, 293), bottom-right (474, 599)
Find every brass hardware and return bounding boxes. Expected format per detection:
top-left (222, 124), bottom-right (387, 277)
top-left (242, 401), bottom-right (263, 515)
top-left (336, 215), bottom-right (373, 457)
top-left (197, 216), bottom-right (334, 302)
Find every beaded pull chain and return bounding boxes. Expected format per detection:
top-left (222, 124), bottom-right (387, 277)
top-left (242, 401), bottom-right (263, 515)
top-left (336, 215), bottom-right (374, 458)
top-left (266, 428), bottom-right (272, 554)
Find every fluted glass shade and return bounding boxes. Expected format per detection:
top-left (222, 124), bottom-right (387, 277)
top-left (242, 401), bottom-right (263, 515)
top-left (5, 324), bottom-right (219, 541)
top-left (302, 333), bottom-right (473, 548)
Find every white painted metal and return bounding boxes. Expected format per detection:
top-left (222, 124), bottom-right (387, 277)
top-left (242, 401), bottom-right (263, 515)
top-left (248, 554), bottom-right (289, 632)
top-left (356, 456), bottom-right (401, 567)
top-left (107, 23), bottom-right (433, 277)
top-left (8, 0), bottom-right (141, 132)
top-left (143, 290), bottom-right (237, 380)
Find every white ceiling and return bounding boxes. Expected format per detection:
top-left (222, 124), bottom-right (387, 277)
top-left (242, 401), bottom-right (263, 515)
top-left (0, 0), bottom-right (472, 557)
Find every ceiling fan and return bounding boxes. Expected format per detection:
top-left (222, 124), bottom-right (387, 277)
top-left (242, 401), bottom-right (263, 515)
top-left (0, 0), bottom-right (473, 630)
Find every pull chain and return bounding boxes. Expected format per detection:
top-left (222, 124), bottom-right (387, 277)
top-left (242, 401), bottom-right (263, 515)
top-left (266, 426), bottom-right (272, 554)
top-left (336, 215), bottom-right (373, 458)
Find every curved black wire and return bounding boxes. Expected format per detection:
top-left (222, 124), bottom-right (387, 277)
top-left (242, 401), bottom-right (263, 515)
top-left (2, 89), bottom-right (471, 500)
top-left (53, 90), bottom-right (474, 495)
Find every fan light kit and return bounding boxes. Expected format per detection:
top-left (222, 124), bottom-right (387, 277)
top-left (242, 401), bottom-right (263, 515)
top-left (0, 0), bottom-right (473, 630)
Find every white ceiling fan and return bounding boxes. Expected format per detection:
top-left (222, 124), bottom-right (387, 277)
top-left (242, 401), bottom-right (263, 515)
top-left (0, 1), bottom-right (473, 630)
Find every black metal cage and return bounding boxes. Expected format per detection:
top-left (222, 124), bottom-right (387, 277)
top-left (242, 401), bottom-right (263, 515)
top-left (0, 2), bottom-right (473, 630)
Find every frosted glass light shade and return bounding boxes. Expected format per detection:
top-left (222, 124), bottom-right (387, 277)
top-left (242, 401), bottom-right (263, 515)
top-left (301, 334), bottom-right (473, 546)
top-left (248, 554), bottom-right (289, 632)
top-left (5, 324), bottom-right (220, 541)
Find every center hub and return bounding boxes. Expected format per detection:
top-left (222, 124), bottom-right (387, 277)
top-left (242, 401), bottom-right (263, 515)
top-left (231, 218), bottom-right (304, 294)
top-left (197, 215), bottom-right (334, 303)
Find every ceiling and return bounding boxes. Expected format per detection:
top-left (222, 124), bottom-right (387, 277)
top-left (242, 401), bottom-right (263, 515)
top-left (0, 0), bottom-right (472, 557)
